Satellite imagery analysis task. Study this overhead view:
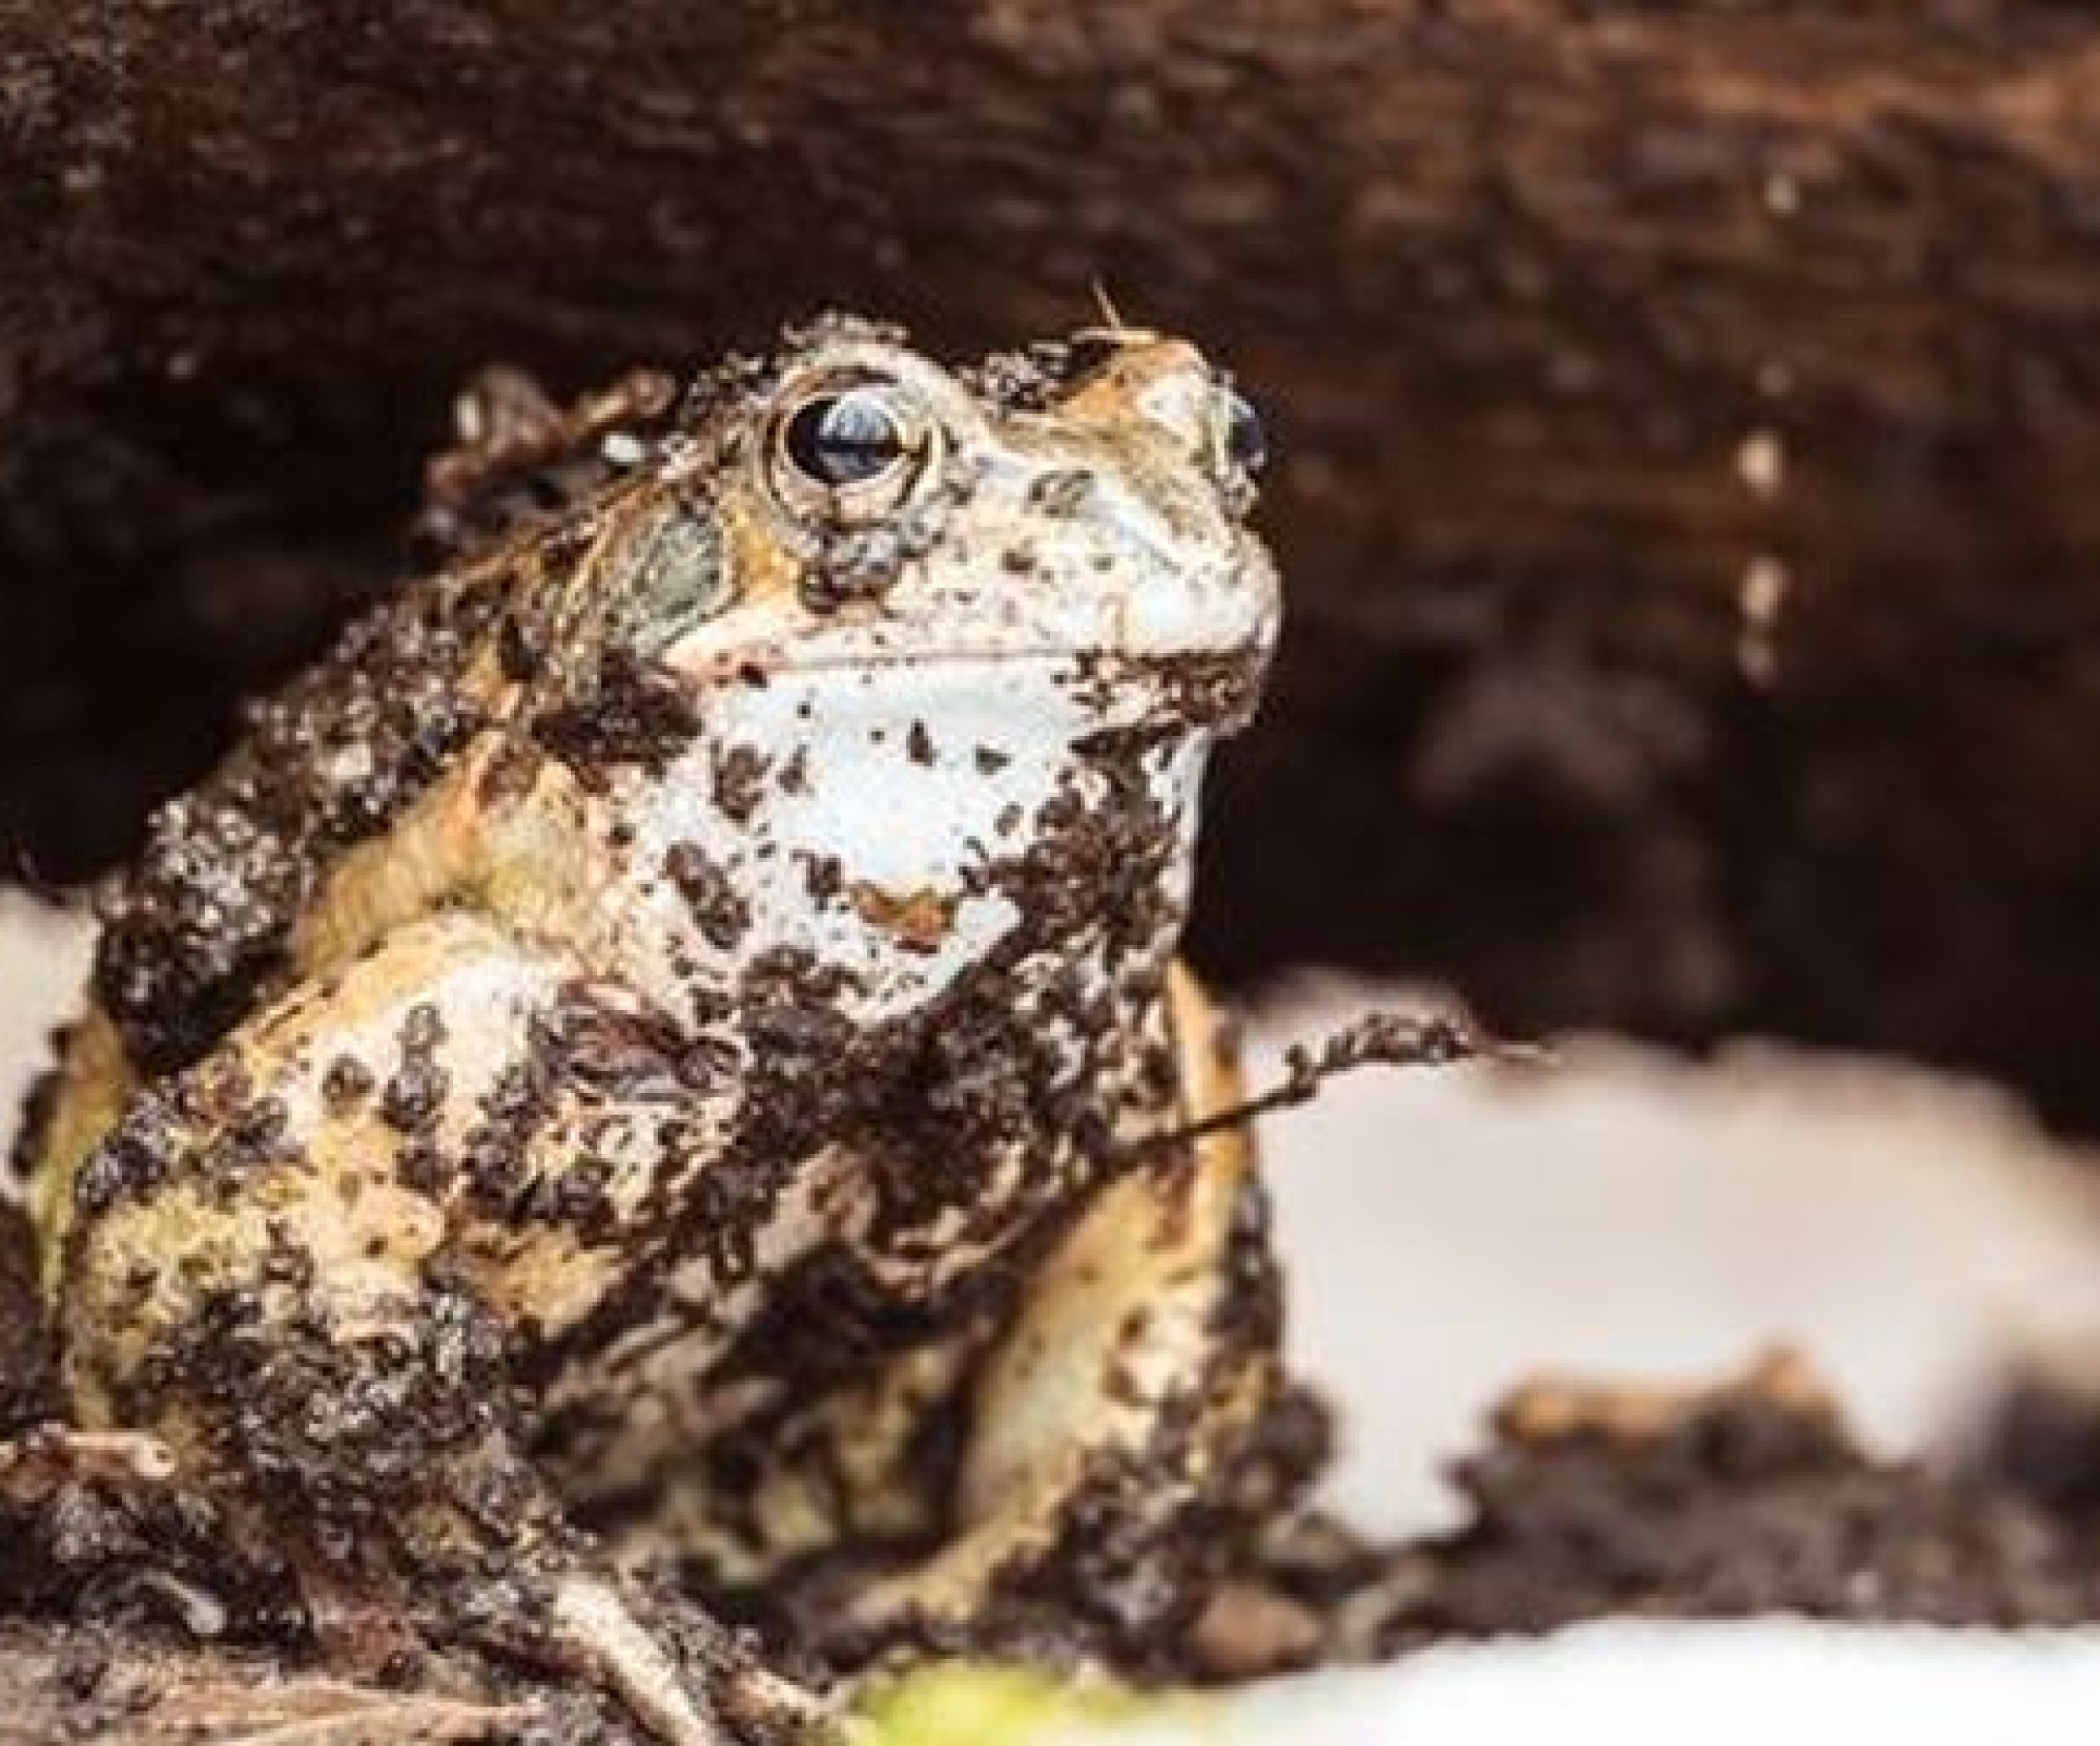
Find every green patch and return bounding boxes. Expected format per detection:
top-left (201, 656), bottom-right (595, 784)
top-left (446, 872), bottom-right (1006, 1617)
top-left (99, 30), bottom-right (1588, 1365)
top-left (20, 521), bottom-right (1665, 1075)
top-left (853, 1663), bottom-right (1205, 1745)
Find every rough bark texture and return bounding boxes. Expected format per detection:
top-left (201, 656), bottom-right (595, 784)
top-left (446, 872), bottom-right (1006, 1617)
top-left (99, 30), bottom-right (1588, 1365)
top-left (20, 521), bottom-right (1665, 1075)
top-left (3, 3), bottom-right (2100, 1121)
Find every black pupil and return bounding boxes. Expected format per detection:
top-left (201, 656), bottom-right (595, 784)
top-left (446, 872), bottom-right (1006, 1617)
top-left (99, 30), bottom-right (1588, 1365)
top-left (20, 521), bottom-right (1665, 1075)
top-left (1225, 391), bottom-right (1267, 474)
top-left (785, 390), bottom-right (905, 487)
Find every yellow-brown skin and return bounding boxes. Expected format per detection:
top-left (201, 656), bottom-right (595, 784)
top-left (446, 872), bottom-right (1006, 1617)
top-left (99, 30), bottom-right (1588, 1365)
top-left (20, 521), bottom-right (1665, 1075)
top-left (23, 317), bottom-right (1284, 1743)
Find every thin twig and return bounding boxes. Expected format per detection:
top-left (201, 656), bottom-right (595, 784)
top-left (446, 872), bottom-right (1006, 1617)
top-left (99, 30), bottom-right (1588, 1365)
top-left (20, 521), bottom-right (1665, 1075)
top-left (1125, 1008), bottom-right (1552, 1161)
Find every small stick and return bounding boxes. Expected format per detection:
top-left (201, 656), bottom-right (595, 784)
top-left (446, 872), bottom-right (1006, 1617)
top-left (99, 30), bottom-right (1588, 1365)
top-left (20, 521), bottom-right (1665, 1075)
top-left (1125, 1008), bottom-right (1552, 1161)
top-left (0, 1425), bottom-right (181, 1502)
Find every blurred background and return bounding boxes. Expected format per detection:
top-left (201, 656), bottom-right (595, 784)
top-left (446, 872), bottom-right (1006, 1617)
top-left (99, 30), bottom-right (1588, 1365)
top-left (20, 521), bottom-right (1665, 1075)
top-left (6, 2), bottom-right (2100, 1534)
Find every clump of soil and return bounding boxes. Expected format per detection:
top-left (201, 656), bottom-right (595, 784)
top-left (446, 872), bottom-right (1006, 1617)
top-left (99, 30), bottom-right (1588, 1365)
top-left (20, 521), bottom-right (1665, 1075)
top-left (1335, 1355), bottom-right (2100, 1650)
top-left (1216, 1352), bottom-right (2100, 1673)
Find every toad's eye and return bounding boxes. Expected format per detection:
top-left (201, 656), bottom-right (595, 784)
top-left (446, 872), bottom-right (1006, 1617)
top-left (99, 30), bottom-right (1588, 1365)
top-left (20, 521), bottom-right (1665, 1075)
top-left (768, 376), bottom-right (934, 523)
top-left (783, 389), bottom-right (905, 485)
top-left (1221, 389), bottom-right (1267, 477)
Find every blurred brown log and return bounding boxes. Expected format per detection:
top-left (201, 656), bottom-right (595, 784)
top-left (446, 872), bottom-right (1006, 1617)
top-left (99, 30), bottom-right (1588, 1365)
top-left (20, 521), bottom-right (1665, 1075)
top-left (3, 3), bottom-right (2099, 1121)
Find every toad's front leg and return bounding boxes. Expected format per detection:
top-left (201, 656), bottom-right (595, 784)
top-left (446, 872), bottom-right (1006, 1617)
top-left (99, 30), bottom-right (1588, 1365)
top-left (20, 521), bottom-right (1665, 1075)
top-left (849, 967), bottom-right (1285, 1654)
top-left (47, 912), bottom-right (815, 1746)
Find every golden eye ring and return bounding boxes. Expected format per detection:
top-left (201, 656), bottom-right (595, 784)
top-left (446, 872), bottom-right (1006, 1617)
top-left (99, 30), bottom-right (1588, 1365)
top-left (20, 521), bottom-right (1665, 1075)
top-left (767, 374), bottom-right (936, 526)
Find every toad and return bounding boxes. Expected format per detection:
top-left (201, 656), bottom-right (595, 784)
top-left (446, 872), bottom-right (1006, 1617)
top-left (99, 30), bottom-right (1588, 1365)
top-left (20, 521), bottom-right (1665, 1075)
top-left (18, 315), bottom-right (1284, 1741)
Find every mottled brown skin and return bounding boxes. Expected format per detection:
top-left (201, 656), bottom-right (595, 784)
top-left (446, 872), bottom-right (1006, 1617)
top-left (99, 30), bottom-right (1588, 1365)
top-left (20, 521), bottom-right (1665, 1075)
top-left (20, 318), bottom-right (1284, 1739)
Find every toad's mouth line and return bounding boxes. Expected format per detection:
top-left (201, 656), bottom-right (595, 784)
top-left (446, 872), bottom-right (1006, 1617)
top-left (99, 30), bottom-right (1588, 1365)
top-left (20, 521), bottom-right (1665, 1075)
top-left (678, 644), bottom-right (1267, 683)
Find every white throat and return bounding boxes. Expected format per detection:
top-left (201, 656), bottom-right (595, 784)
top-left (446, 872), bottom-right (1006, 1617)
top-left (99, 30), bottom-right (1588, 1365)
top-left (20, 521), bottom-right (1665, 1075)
top-left (618, 656), bottom-right (1213, 1028)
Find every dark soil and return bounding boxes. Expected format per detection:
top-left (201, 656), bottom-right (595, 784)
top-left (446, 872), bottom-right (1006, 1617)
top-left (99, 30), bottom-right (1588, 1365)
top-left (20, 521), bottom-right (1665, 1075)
top-left (1370, 1360), bottom-right (2100, 1644)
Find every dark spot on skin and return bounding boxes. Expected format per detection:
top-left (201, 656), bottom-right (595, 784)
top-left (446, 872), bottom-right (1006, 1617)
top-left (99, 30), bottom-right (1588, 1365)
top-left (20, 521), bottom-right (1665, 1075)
top-left (227, 1097), bottom-right (290, 1157)
top-left (799, 852), bottom-right (845, 906)
top-left (472, 735), bottom-right (544, 814)
top-left (323, 1050), bottom-right (378, 1117)
top-left (664, 842), bottom-right (752, 952)
top-left (801, 528), bottom-right (908, 614)
top-left (541, 1156), bottom-right (619, 1233)
top-left (907, 721), bottom-right (936, 766)
top-left (380, 1003), bottom-right (449, 1137)
top-left (497, 616), bottom-right (538, 683)
top-left (532, 652), bottom-right (704, 782)
top-left (396, 1135), bottom-right (445, 1196)
top-left (457, 1051), bottom-right (553, 1220)
top-left (1027, 469), bottom-right (1093, 517)
top-left (711, 746), bottom-right (770, 823)
top-left (401, 1004), bottom-right (445, 1054)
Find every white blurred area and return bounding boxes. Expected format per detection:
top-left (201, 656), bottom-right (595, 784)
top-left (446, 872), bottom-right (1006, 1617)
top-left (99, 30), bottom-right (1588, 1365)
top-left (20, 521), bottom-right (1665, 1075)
top-left (1053, 1622), bottom-right (2100, 1746)
top-left (8, 900), bottom-right (2100, 1541)
top-left (1248, 978), bottom-right (2100, 1534)
top-left (0, 891), bottom-right (94, 1161)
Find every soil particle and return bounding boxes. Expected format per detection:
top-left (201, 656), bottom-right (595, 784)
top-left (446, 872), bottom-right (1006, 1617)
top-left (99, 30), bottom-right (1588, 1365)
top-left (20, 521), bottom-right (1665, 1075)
top-left (664, 842), bottom-right (752, 952)
top-left (92, 582), bottom-right (503, 1079)
top-left (380, 1003), bottom-right (451, 1135)
top-left (533, 653), bottom-right (705, 780)
top-left (322, 1053), bottom-right (375, 1114)
top-left (1337, 1355), bottom-right (2100, 1652)
top-left (710, 745), bottom-right (771, 824)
